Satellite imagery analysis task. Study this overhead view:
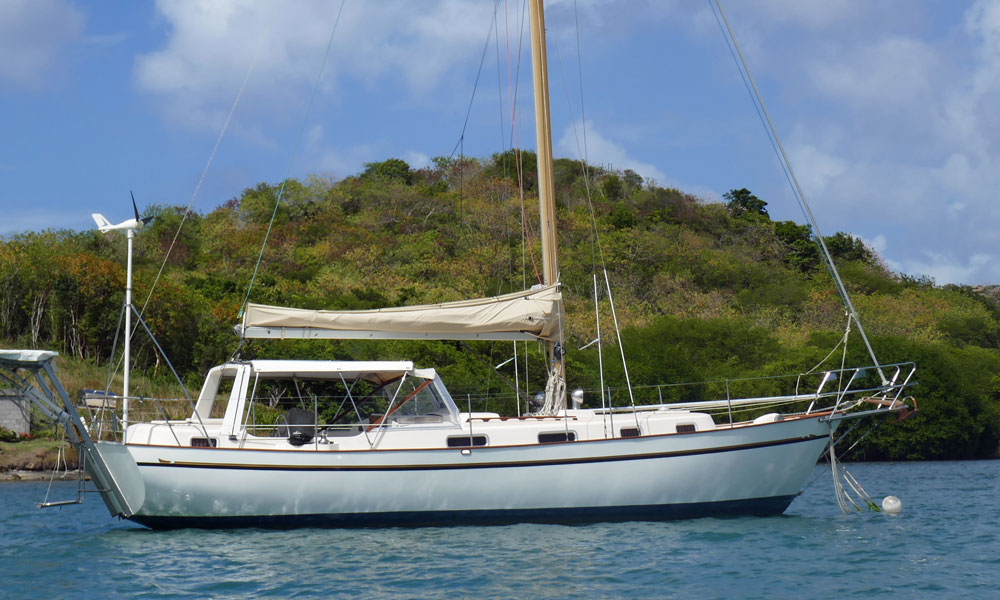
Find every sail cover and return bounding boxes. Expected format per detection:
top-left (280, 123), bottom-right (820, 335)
top-left (240, 284), bottom-right (562, 341)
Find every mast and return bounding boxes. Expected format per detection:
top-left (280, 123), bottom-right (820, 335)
top-left (529, 0), bottom-right (566, 412)
top-left (529, 0), bottom-right (558, 284)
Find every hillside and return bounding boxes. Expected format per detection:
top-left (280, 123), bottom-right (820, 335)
top-left (2, 153), bottom-right (998, 460)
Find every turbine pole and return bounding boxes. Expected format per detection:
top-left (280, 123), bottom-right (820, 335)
top-left (92, 194), bottom-right (152, 435)
top-left (124, 228), bottom-right (133, 431)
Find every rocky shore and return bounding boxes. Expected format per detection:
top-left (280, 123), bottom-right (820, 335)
top-left (0, 469), bottom-right (84, 482)
top-left (0, 441), bottom-right (79, 481)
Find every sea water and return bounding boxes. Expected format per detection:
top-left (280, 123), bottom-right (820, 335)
top-left (1, 461), bottom-right (997, 599)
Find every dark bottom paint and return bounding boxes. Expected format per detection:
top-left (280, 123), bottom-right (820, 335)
top-left (129, 495), bottom-right (799, 530)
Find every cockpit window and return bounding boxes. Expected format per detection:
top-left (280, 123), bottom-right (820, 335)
top-left (240, 374), bottom-right (448, 438)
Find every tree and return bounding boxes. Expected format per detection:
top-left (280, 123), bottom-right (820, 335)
top-left (622, 169), bottom-right (644, 193)
top-left (773, 220), bottom-right (819, 271)
top-left (724, 188), bottom-right (769, 221)
top-left (362, 158), bottom-right (413, 185)
top-left (483, 149), bottom-right (537, 191)
top-left (141, 205), bottom-right (202, 268)
top-left (824, 232), bottom-right (873, 264)
top-left (238, 182), bottom-right (286, 226)
top-left (602, 174), bottom-right (623, 201)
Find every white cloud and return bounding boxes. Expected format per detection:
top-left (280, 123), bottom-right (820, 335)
top-left (966, 0), bottom-right (1000, 62)
top-left (0, 209), bottom-right (91, 235)
top-left (124, 0), bottom-right (1000, 285)
top-left (712, 1), bottom-right (1000, 285)
top-left (304, 124), bottom-right (324, 151)
top-left (945, 200), bottom-right (967, 220)
top-left (809, 37), bottom-right (940, 111)
top-left (314, 144), bottom-right (377, 180)
top-left (0, 0), bottom-right (84, 90)
top-left (861, 233), bottom-right (887, 254)
top-left (403, 151), bottom-right (432, 171)
top-left (304, 136), bottom-right (429, 179)
top-left (945, 0), bottom-right (1000, 160)
top-left (556, 120), bottom-right (666, 184)
top-left (134, 0), bottom-right (494, 133)
top-left (897, 252), bottom-right (993, 286)
top-left (786, 142), bottom-right (848, 197)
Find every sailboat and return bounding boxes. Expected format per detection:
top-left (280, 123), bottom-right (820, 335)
top-left (1, 1), bottom-right (915, 529)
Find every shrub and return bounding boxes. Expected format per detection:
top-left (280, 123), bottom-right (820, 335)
top-left (0, 427), bottom-right (19, 443)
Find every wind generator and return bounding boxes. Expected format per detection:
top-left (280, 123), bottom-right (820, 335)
top-left (91, 192), bottom-right (153, 429)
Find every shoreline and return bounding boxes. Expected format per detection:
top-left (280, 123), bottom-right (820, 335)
top-left (0, 469), bottom-right (85, 482)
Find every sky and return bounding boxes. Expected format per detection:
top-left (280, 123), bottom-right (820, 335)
top-left (2, 0), bottom-right (1000, 285)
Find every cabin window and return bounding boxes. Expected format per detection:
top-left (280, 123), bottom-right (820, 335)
top-left (676, 423), bottom-right (697, 433)
top-left (190, 437), bottom-right (217, 448)
top-left (538, 431), bottom-right (576, 443)
top-left (619, 427), bottom-right (640, 438)
top-left (447, 435), bottom-right (487, 448)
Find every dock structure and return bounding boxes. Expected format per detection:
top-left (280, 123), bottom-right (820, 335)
top-left (0, 387), bottom-right (30, 435)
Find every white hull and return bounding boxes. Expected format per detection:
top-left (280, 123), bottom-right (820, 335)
top-left (99, 416), bottom-right (832, 529)
top-left (5, 352), bottom-right (912, 529)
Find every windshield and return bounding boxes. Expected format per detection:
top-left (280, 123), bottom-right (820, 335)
top-left (240, 374), bottom-right (450, 437)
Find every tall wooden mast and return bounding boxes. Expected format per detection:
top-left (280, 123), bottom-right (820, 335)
top-left (529, 0), bottom-right (558, 285)
top-left (529, 0), bottom-right (565, 412)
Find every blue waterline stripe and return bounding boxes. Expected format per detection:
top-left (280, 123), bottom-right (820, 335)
top-left (136, 434), bottom-right (828, 472)
top-left (130, 495), bottom-right (800, 530)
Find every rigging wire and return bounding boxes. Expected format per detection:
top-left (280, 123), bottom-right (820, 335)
top-left (238, 0), bottom-right (347, 318)
top-left (489, 3), bottom-right (527, 414)
top-left (449, 0), bottom-right (503, 159)
top-left (444, 0), bottom-right (511, 408)
top-left (448, 0), bottom-right (542, 295)
top-left (491, 3), bottom-right (524, 414)
top-left (104, 2), bottom-right (282, 388)
top-left (553, 0), bottom-right (627, 412)
top-left (573, 0), bottom-right (589, 177)
top-left (136, 2), bottom-right (280, 323)
top-left (710, 2), bottom-right (897, 504)
top-left (495, 3), bottom-right (507, 157)
top-left (495, 0), bottom-right (538, 408)
top-left (566, 1), bottom-right (610, 418)
top-left (708, 0), bottom-right (885, 382)
top-left (549, 1), bottom-right (601, 274)
top-left (507, 0), bottom-right (542, 287)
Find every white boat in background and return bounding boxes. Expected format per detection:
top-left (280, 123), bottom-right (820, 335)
top-left (1, 1), bottom-right (916, 529)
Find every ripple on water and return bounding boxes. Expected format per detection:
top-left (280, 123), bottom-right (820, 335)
top-left (2, 463), bottom-right (999, 599)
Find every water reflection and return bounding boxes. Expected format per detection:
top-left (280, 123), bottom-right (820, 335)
top-left (3, 463), bottom-right (999, 599)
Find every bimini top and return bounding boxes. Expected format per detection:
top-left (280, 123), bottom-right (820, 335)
top-left (245, 360), bottom-right (436, 383)
top-left (0, 349), bottom-right (59, 367)
top-left (239, 284), bottom-right (562, 342)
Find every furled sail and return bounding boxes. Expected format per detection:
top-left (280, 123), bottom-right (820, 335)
top-left (238, 284), bottom-right (561, 341)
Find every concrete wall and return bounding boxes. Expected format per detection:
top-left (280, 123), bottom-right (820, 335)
top-left (0, 389), bottom-right (30, 434)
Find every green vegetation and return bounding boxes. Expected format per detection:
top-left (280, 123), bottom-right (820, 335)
top-left (0, 438), bottom-right (78, 473)
top-left (2, 152), bottom-right (998, 460)
top-left (0, 427), bottom-right (23, 443)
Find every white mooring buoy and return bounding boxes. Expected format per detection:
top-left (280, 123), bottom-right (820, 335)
top-left (882, 495), bottom-right (902, 515)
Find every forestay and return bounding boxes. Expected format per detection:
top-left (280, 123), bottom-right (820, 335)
top-left (238, 284), bottom-right (562, 341)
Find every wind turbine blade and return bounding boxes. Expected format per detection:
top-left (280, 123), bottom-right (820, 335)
top-left (131, 190), bottom-right (140, 221)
